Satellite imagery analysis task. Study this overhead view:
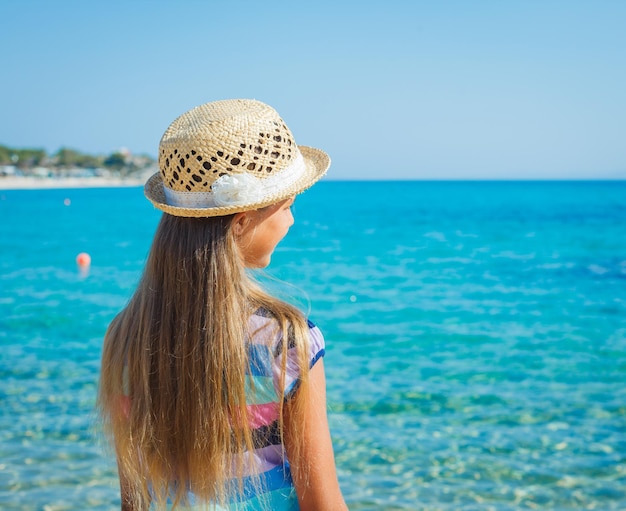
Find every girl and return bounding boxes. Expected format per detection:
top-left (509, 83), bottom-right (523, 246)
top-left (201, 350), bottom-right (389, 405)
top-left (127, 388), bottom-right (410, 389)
top-left (98, 99), bottom-right (348, 511)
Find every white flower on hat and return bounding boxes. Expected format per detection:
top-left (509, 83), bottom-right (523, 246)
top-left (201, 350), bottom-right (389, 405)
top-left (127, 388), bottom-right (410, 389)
top-left (211, 173), bottom-right (264, 207)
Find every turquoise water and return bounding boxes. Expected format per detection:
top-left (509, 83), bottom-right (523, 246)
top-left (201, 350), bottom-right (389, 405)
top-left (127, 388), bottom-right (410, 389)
top-left (1, 181), bottom-right (625, 510)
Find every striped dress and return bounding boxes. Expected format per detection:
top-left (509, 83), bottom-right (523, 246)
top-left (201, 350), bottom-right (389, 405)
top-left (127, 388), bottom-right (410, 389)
top-left (121, 311), bottom-right (325, 510)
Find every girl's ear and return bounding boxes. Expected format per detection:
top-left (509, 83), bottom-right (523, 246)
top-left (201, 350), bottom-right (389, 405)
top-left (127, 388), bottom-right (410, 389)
top-left (232, 212), bottom-right (250, 237)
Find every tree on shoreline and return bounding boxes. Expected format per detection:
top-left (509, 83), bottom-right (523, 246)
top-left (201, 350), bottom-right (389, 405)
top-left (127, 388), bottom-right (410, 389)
top-left (0, 145), bottom-right (46, 168)
top-left (55, 147), bottom-right (102, 168)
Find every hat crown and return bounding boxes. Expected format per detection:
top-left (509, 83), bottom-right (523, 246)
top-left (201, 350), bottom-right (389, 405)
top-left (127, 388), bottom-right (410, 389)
top-left (158, 99), bottom-right (298, 194)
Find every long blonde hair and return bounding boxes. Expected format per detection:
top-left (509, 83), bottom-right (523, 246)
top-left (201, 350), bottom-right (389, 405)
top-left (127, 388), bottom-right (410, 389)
top-left (98, 212), bottom-right (311, 509)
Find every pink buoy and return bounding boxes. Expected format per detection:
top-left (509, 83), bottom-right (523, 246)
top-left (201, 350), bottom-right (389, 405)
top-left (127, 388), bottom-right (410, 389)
top-left (76, 252), bottom-right (91, 268)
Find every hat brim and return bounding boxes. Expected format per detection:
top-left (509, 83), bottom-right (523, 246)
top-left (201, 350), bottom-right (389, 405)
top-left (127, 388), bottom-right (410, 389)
top-left (144, 146), bottom-right (330, 217)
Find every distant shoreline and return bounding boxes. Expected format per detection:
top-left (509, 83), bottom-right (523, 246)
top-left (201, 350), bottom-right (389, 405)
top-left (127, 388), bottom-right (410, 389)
top-left (0, 175), bottom-right (147, 190)
top-left (2, 175), bottom-right (625, 191)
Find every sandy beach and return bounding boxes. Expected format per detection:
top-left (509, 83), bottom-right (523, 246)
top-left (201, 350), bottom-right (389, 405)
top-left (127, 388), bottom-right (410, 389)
top-left (0, 175), bottom-right (148, 190)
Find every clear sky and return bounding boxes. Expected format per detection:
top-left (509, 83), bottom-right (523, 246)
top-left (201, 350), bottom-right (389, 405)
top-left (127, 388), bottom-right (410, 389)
top-left (1, 0), bottom-right (625, 179)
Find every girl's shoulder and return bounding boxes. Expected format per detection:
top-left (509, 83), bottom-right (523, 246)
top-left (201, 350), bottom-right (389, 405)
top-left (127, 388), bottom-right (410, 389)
top-left (250, 307), bottom-right (320, 335)
top-left (249, 308), bottom-right (324, 356)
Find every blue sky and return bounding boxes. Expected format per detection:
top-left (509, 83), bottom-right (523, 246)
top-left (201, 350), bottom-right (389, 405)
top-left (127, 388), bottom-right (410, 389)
top-left (1, 0), bottom-right (624, 179)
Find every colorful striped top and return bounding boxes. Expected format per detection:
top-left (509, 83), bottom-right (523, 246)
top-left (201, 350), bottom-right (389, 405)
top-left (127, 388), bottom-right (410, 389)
top-left (223, 309), bottom-right (326, 510)
top-left (121, 310), bottom-right (325, 510)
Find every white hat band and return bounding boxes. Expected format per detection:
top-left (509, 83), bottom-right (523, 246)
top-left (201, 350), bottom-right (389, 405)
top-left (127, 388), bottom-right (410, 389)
top-left (163, 151), bottom-right (307, 209)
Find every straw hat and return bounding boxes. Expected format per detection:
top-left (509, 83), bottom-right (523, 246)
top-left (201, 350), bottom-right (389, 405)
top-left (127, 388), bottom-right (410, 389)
top-left (144, 99), bottom-right (330, 217)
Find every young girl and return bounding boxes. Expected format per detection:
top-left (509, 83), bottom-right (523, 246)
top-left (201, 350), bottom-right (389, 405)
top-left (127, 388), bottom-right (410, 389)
top-left (98, 99), bottom-right (348, 511)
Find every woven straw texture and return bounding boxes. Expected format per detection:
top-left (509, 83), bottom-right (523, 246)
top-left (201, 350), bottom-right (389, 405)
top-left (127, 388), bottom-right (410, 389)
top-left (144, 99), bottom-right (330, 217)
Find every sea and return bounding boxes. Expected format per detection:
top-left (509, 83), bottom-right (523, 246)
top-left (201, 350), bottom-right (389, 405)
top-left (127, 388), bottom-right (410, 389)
top-left (1, 181), bottom-right (625, 510)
